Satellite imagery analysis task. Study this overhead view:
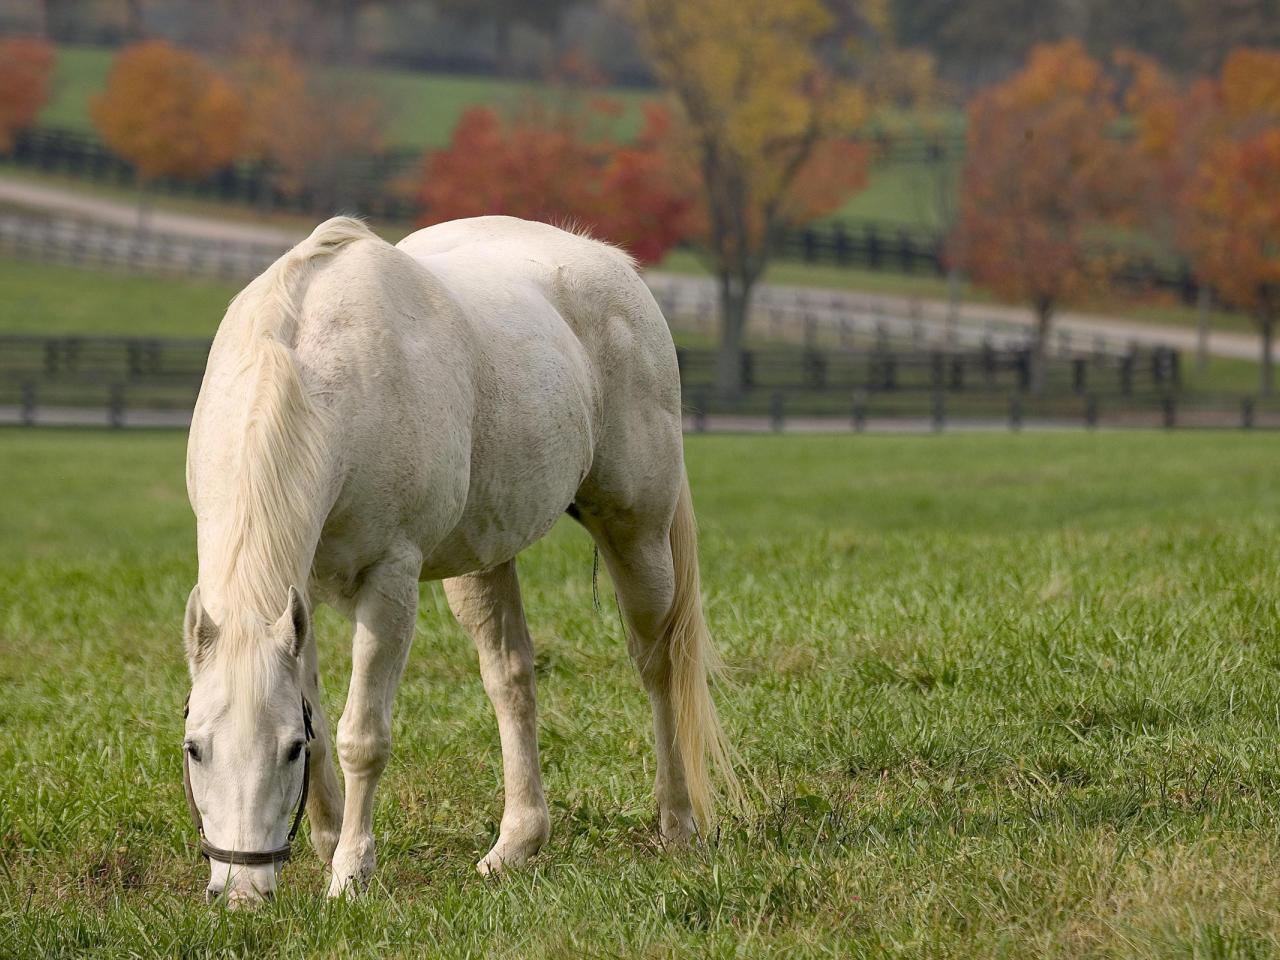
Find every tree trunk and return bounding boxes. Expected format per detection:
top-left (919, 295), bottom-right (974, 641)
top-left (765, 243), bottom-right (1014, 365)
top-left (1196, 285), bottom-right (1211, 374)
top-left (714, 273), bottom-right (752, 400)
top-left (42, 0), bottom-right (67, 41)
top-left (946, 265), bottom-right (962, 345)
top-left (494, 18), bottom-right (512, 75)
top-left (1030, 297), bottom-right (1053, 394)
top-left (1261, 311), bottom-right (1274, 398)
top-left (123, 0), bottom-right (145, 38)
top-left (135, 178), bottom-right (152, 232)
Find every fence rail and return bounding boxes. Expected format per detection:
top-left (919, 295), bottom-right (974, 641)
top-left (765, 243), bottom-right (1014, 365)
top-left (0, 332), bottom-right (1223, 433)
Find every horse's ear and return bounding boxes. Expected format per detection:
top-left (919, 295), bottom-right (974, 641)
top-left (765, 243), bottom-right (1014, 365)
top-left (273, 586), bottom-right (310, 660)
top-left (184, 586), bottom-right (219, 667)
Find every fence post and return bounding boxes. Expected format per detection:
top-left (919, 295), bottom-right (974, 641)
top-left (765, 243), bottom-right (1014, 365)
top-left (1119, 352), bottom-right (1134, 395)
top-left (770, 392), bottom-right (784, 433)
top-left (109, 383), bottom-right (125, 428)
top-left (20, 381), bottom-right (36, 426)
top-left (852, 391), bottom-right (867, 432)
top-left (1072, 358), bottom-right (1087, 394)
top-left (803, 349), bottom-right (827, 389)
top-left (1242, 396), bottom-right (1255, 429)
top-left (931, 390), bottom-right (945, 433)
top-left (1009, 391), bottom-right (1023, 432)
top-left (1085, 393), bottom-right (1098, 429)
top-left (1162, 393), bottom-right (1176, 429)
top-left (1016, 350), bottom-right (1031, 391)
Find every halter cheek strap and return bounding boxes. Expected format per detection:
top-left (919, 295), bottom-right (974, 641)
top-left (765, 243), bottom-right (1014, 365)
top-left (182, 695), bottom-right (315, 866)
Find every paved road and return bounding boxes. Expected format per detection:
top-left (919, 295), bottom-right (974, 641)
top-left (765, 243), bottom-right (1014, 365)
top-left (0, 177), bottom-right (302, 246)
top-left (0, 175), bottom-right (1265, 362)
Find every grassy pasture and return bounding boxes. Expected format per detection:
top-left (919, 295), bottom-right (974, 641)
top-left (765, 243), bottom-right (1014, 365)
top-left (2, 429), bottom-right (1280, 957)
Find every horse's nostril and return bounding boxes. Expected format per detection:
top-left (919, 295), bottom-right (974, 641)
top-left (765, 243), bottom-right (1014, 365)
top-left (205, 887), bottom-right (223, 904)
top-left (261, 889), bottom-right (275, 902)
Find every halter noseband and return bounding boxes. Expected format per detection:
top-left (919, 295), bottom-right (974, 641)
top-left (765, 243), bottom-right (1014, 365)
top-left (182, 695), bottom-right (315, 866)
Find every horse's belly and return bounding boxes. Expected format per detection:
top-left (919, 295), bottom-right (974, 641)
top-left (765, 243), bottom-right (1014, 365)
top-left (418, 371), bottom-right (594, 579)
top-left (417, 447), bottom-right (590, 579)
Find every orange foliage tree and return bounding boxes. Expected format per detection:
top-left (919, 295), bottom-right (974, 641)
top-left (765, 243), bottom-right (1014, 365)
top-left (417, 99), bottom-right (696, 266)
top-left (236, 39), bottom-right (384, 210)
top-left (953, 40), bottom-right (1134, 389)
top-left (0, 38), bottom-right (55, 151)
top-left (1126, 47), bottom-right (1280, 393)
top-left (91, 40), bottom-right (244, 215)
top-left (632, 0), bottom-right (870, 395)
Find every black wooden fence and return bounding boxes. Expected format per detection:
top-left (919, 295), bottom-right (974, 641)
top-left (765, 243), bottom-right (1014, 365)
top-left (1, 332), bottom-right (1234, 431)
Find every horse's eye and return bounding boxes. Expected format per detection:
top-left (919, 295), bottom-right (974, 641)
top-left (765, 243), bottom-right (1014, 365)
top-left (185, 742), bottom-right (202, 763)
top-left (286, 741), bottom-right (304, 762)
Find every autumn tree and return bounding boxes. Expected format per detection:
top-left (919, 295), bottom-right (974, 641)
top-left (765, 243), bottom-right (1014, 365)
top-left (631, 0), bottom-right (869, 396)
top-left (92, 41), bottom-right (245, 223)
top-left (1182, 131), bottom-right (1280, 395)
top-left (417, 99), bottom-right (696, 266)
top-left (953, 40), bottom-right (1133, 389)
top-left (0, 38), bottom-right (55, 152)
top-left (1126, 47), bottom-right (1280, 391)
top-left (236, 38), bottom-right (384, 211)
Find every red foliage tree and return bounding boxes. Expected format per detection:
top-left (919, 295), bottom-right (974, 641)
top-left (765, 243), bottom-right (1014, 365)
top-left (1183, 130), bottom-right (1280, 395)
top-left (0, 38), bottom-right (55, 152)
top-left (417, 100), bottom-right (695, 266)
top-left (953, 40), bottom-right (1135, 388)
top-left (1127, 47), bottom-right (1280, 393)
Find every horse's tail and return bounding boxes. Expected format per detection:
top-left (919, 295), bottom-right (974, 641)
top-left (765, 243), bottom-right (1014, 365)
top-left (664, 470), bottom-right (745, 832)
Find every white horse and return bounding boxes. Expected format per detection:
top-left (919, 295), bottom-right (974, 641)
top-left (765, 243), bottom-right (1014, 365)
top-left (182, 216), bottom-right (738, 904)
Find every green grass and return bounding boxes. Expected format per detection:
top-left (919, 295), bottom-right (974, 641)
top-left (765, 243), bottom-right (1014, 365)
top-left (4, 430), bottom-right (1280, 957)
top-left (835, 158), bottom-right (959, 227)
top-left (39, 45), bottom-right (115, 133)
top-left (0, 259), bottom-right (239, 338)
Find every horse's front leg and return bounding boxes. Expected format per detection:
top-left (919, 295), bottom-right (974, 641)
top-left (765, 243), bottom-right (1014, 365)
top-left (328, 548), bottom-right (421, 898)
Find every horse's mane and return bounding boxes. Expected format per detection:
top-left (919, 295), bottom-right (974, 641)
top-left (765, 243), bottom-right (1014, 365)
top-left (208, 216), bottom-right (376, 710)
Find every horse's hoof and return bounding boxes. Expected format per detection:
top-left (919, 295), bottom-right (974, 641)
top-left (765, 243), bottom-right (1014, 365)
top-left (475, 835), bottom-right (545, 876)
top-left (327, 842), bottom-right (375, 898)
top-left (326, 871), bottom-right (368, 899)
top-left (658, 810), bottom-right (698, 848)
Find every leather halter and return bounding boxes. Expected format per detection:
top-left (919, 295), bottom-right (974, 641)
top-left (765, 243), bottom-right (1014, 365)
top-left (182, 695), bottom-right (315, 866)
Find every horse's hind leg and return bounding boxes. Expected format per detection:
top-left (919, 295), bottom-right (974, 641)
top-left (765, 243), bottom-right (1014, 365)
top-left (444, 560), bottom-right (550, 875)
top-left (578, 511), bottom-right (698, 844)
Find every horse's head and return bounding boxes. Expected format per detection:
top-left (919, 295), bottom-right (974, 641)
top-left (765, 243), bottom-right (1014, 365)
top-left (182, 585), bottom-right (313, 907)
